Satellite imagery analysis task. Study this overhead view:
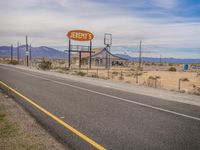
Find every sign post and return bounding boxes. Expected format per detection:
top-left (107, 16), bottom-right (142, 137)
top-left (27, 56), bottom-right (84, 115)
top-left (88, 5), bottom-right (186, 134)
top-left (89, 40), bottom-right (92, 69)
top-left (104, 33), bottom-right (112, 69)
top-left (68, 39), bottom-right (71, 68)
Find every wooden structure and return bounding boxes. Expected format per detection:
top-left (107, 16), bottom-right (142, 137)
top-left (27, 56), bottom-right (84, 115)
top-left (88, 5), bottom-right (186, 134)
top-left (72, 48), bottom-right (127, 68)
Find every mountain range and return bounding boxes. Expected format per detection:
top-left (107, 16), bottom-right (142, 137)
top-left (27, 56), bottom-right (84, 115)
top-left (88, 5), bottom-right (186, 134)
top-left (116, 54), bottom-right (200, 64)
top-left (0, 46), bottom-right (199, 64)
top-left (0, 45), bottom-right (68, 59)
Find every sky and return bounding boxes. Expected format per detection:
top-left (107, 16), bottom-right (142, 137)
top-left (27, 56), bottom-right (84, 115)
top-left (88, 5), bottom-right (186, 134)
top-left (0, 0), bottom-right (200, 58)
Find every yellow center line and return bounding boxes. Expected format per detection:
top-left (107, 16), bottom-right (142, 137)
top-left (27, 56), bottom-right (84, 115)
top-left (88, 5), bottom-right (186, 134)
top-left (0, 80), bottom-right (106, 150)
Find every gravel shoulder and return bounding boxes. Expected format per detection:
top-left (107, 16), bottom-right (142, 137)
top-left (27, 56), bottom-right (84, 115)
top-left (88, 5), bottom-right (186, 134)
top-left (0, 89), bottom-right (66, 150)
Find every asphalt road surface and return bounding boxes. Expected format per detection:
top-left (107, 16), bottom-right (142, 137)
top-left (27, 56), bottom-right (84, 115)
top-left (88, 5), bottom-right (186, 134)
top-left (0, 64), bottom-right (200, 150)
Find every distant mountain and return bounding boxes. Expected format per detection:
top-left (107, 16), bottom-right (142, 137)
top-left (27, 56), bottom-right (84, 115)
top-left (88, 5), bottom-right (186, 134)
top-left (0, 45), bottom-right (199, 64)
top-left (116, 54), bottom-right (200, 64)
top-left (0, 45), bottom-right (68, 59)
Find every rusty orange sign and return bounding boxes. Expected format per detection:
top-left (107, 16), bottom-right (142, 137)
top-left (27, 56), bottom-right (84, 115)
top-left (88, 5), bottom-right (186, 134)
top-left (67, 30), bottom-right (94, 41)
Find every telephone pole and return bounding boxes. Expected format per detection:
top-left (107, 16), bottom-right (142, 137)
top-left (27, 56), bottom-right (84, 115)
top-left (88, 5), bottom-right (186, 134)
top-left (17, 42), bottom-right (20, 63)
top-left (26, 35), bottom-right (29, 67)
top-left (10, 44), bottom-right (13, 63)
top-left (139, 40), bottom-right (142, 69)
top-left (160, 55), bottom-right (162, 64)
top-left (29, 44), bottom-right (32, 61)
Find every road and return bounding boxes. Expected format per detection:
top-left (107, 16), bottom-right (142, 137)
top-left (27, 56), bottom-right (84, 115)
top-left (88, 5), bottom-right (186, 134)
top-left (0, 64), bottom-right (200, 150)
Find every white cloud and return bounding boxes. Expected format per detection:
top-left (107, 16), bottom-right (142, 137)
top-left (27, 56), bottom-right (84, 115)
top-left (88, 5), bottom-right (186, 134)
top-left (151, 0), bottom-right (178, 9)
top-left (0, 0), bottom-right (199, 58)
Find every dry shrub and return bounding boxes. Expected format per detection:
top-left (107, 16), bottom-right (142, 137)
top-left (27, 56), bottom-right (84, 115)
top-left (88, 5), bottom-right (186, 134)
top-left (76, 71), bottom-right (86, 76)
top-left (118, 76), bottom-right (124, 80)
top-left (59, 61), bottom-right (65, 65)
top-left (191, 85), bottom-right (200, 96)
top-left (38, 60), bottom-right (52, 70)
top-left (8, 60), bottom-right (19, 65)
top-left (169, 67), bottom-right (176, 72)
top-left (112, 71), bottom-right (119, 75)
top-left (180, 78), bottom-right (189, 81)
top-left (146, 76), bottom-right (161, 88)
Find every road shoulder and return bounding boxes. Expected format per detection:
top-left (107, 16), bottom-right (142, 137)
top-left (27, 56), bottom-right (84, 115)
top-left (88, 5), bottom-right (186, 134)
top-left (0, 89), bottom-right (66, 150)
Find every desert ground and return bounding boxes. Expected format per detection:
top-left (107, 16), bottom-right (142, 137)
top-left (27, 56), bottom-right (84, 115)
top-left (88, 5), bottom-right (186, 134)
top-left (1, 58), bottom-right (200, 95)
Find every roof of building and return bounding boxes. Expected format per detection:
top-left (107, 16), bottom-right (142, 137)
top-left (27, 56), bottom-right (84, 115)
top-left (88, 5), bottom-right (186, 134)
top-left (72, 47), bottom-right (127, 60)
top-left (72, 48), bottom-right (102, 59)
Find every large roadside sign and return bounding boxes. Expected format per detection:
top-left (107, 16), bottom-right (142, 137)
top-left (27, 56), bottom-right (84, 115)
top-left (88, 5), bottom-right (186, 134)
top-left (67, 30), bottom-right (94, 41)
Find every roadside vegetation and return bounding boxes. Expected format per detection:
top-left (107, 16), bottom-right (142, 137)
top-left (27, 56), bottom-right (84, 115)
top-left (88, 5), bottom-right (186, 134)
top-left (75, 71), bottom-right (86, 76)
top-left (0, 90), bottom-right (65, 150)
top-left (169, 67), bottom-right (176, 72)
top-left (0, 105), bottom-right (18, 138)
top-left (38, 59), bottom-right (52, 70)
top-left (8, 60), bottom-right (19, 65)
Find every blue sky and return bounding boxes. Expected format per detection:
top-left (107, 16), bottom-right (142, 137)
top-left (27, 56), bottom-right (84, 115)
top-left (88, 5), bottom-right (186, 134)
top-left (0, 0), bottom-right (200, 58)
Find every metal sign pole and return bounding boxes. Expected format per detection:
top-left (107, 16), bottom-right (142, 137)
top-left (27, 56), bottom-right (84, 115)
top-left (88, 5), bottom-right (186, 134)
top-left (68, 39), bottom-right (71, 69)
top-left (79, 51), bottom-right (82, 69)
top-left (108, 45), bottom-right (111, 69)
top-left (104, 33), bottom-right (112, 69)
top-left (89, 40), bottom-right (92, 69)
top-left (106, 46), bottom-right (108, 69)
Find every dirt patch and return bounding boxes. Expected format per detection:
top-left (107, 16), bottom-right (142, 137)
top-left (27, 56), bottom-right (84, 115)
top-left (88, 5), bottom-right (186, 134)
top-left (0, 89), bottom-right (66, 150)
top-left (65, 69), bottom-right (200, 95)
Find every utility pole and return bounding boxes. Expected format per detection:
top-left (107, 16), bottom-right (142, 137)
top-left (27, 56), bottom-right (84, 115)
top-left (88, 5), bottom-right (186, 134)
top-left (29, 44), bottom-right (32, 61)
top-left (17, 42), bottom-right (20, 63)
top-left (10, 44), bottom-right (13, 63)
top-left (160, 55), bottom-right (162, 64)
top-left (26, 35), bottom-right (29, 67)
top-left (139, 40), bottom-right (142, 69)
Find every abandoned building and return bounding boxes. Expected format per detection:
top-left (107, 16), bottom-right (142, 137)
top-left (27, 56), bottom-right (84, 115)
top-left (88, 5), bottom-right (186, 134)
top-left (72, 48), bottom-right (128, 67)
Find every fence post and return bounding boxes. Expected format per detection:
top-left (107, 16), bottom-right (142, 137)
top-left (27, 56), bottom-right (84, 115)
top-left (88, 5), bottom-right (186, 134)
top-left (179, 79), bottom-right (181, 90)
top-left (136, 74), bottom-right (138, 84)
top-left (96, 67), bottom-right (99, 78)
top-left (107, 69), bottom-right (109, 79)
top-left (87, 67), bottom-right (88, 75)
